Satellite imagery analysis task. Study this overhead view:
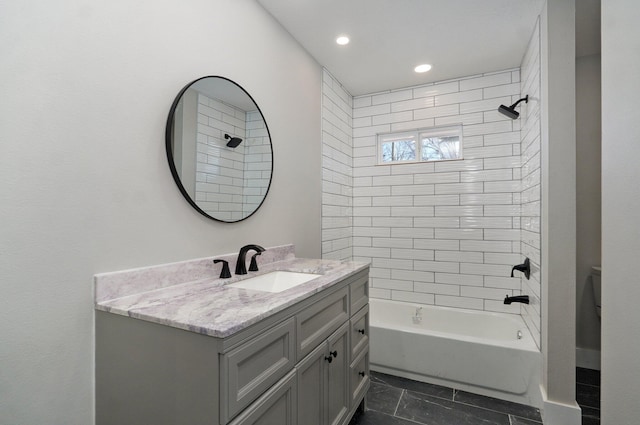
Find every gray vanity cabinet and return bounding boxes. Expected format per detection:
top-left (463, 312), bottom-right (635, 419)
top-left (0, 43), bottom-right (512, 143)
top-left (296, 286), bottom-right (349, 360)
top-left (296, 322), bottom-right (350, 425)
top-left (96, 269), bottom-right (369, 425)
top-left (349, 304), bottom-right (369, 410)
top-left (221, 318), bottom-right (296, 423)
top-left (350, 305), bottom-right (369, 359)
top-left (296, 343), bottom-right (325, 425)
top-left (326, 322), bottom-right (350, 425)
top-left (228, 370), bottom-right (297, 425)
top-left (349, 347), bottom-right (369, 409)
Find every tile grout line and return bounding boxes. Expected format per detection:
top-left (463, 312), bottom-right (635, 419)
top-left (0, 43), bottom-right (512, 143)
top-left (393, 389), bottom-right (405, 417)
top-left (366, 409), bottom-right (425, 425)
top-left (451, 399), bottom-right (541, 424)
top-left (451, 391), bottom-right (542, 424)
top-left (371, 373), bottom-right (543, 424)
top-left (577, 382), bottom-right (601, 389)
top-left (418, 386), bottom-right (540, 424)
top-left (388, 392), bottom-right (446, 425)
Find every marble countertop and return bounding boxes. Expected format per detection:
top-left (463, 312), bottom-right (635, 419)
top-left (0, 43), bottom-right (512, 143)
top-left (95, 247), bottom-right (368, 338)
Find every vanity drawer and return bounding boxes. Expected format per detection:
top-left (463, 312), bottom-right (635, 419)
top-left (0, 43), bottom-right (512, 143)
top-left (349, 348), bottom-right (369, 408)
top-left (296, 286), bottom-right (349, 360)
top-left (349, 273), bottom-right (368, 314)
top-left (221, 318), bottom-right (296, 423)
top-left (350, 305), bottom-right (369, 359)
top-left (228, 370), bottom-right (297, 425)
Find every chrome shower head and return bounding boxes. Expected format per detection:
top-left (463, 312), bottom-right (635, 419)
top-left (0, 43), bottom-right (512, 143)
top-left (498, 95), bottom-right (529, 120)
top-left (225, 133), bottom-right (243, 148)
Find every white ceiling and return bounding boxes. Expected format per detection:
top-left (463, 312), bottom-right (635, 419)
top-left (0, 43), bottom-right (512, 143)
top-left (192, 78), bottom-right (258, 112)
top-left (257, 0), bottom-right (600, 97)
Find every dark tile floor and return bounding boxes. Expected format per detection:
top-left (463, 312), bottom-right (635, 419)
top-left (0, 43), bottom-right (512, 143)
top-left (351, 368), bottom-right (601, 425)
top-left (350, 371), bottom-right (542, 425)
top-left (577, 367), bottom-right (600, 425)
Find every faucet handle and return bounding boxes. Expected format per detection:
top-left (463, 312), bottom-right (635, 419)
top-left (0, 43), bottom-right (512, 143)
top-left (249, 252), bottom-right (261, 272)
top-left (213, 259), bottom-right (232, 279)
top-left (510, 258), bottom-right (531, 280)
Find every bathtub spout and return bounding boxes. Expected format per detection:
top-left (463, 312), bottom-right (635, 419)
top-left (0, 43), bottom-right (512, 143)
top-left (504, 295), bottom-right (530, 305)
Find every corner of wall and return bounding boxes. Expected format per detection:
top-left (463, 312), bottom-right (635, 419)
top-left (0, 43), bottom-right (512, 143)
top-left (519, 16), bottom-right (542, 350)
top-left (539, 0), bottom-right (578, 407)
top-left (540, 384), bottom-right (583, 425)
top-left (321, 69), bottom-right (354, 261)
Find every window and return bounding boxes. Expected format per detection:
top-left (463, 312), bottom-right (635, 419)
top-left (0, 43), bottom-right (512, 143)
top-left (379, 131), bottom-right (417, 163)
top-left (377, 125), bottom-right (462, 165)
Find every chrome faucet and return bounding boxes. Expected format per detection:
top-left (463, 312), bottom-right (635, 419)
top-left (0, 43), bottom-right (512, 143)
top-left (235, 244), bottom-right (265, 275)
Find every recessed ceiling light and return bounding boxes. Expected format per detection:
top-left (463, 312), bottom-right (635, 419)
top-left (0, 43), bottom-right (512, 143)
top-left (414, 64), bottom-right (432, 73)
top-left (336, 36), bottom-right (350, 45)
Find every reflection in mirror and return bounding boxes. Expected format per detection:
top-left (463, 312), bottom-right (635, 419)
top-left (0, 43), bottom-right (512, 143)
top-left (166, 76), bottom-right (273, 222)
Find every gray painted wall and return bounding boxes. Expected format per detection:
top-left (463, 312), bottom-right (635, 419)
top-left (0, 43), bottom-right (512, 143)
top-left (601, 0), bottom-right (640, 423)
top-left (0, 1), bottom-right (322, 423)
top-left (575, 54), bottom-right (602, 360)
top-left (540, 0), bottom-right (580, 421)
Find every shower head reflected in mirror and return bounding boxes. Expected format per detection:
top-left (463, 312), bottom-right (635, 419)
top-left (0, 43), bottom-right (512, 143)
top-left (225, 133), bottom-right (243, 148)
top-left (498, 95), bottom-right (529, 119)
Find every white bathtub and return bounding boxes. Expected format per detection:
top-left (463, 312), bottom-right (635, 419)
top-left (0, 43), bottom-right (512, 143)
top-left (369, 298), bottom-right (542, 407)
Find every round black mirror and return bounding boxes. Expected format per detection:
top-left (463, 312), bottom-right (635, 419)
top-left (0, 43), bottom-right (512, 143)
top-left (166, 76), bottom-right (273, 222)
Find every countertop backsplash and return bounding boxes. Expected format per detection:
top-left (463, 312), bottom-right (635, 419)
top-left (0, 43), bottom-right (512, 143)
top-left (94, 244), bottom-right (296, 303)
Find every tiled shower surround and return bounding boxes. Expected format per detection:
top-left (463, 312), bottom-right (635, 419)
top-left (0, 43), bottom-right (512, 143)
top-left (196, 94), bottom-right (271, 221)
top-left (322, 26), bottom-right (542, 347)
top-left (322, 70), bottom-right (354, 261)
top-left (519, 20), bottom-right (542, 348)
top-left (350, 68), bottom-right (524, 314)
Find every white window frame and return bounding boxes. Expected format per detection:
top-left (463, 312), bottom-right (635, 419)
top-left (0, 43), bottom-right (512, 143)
top-left (376, 124), bottom-right (463, 165)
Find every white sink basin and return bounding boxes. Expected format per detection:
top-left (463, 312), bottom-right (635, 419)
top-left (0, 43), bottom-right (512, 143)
top-left (230, 271), bottom-right (322, 293)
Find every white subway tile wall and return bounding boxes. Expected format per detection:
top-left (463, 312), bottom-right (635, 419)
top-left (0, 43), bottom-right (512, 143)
top-left (350, 69), bottom-right (523, 315)
top-left (196, 94), bottom-right (247, 221)
top-left (243, 111), bottom-right (271, 217)
top-left (520, 20), bottom-right (542, 348)
top-left (320, 41), bottom-right (541, 333)
top-left (195, 94), bottom-right (271, 221)
top-left (322, 70), bottom-right (354, 260)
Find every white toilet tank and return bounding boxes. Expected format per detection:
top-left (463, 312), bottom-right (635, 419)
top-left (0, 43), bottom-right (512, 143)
top-left (591, 266), bottom-right (601, 318)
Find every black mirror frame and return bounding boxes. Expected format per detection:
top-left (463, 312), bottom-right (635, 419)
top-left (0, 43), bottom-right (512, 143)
top-left (165, 76), bottom-right (273, 223)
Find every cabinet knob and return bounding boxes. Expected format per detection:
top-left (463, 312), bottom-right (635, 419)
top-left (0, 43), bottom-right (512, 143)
top-left (357, 328), bottom-right (365, 335)
top-left (330, 350), bottom-right (338, 358)
top-left (324, 355), bottom-right (333, 363)
top-left (359, 371), bottom-right (366, 377)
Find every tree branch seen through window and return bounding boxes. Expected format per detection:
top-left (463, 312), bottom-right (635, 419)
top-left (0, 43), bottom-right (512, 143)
top-left (378, 126), bottom-right (462, 165)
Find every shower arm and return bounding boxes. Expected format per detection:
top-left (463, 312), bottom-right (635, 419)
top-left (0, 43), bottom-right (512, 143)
top-left (509, 95), bottom-right (529, 109)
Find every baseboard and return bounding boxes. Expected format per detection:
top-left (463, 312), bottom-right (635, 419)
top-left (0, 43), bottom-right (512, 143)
top-left (576, 347), bottom-right (601, 370)
top-left (539, 384), bottom-right (582, 425)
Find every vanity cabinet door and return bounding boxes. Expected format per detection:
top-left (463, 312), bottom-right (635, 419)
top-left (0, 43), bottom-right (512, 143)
top-left (296, 343), bottom-right (326, 425)
top-left (229, 370), bottom-right (297, 425)
top-left (221, 318), bottom-right (296, 423)
top-left (296, 322), bottom-right (349, 425)
top-left (350, 305), bottom-right (369, 359)
top-left (297, 287), bottom-right (349, 360)
top-left (326, 322), bottom-right (349, 425)
top-left (349, 348), bottom-right (369, 409)
top-left (349, 273), bottom-right (368, 314)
